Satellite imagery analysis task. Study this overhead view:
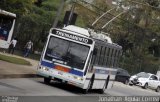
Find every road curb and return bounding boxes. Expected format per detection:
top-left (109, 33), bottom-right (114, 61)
top-left (0, 74), bottom-right (39, 79)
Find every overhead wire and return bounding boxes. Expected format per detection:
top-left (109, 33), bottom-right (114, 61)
top-left (75, 0), bottom-right (159, 35)
top-left (125, 0), bottom-right (160, 9)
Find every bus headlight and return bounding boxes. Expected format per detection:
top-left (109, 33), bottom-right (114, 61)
top-left (42, 67), bottom-right (45, 70)
top-left (77, 77), bottom-right (83, 81)
top-left (73, 76), bottom-right (83, 81)
top-left (41, 67), bottom-right (49, 71)
top-left (45, 68), bottom-right (49, 71)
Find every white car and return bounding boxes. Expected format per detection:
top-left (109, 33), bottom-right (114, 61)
top-left (129, 72), bottom-right (160, 92)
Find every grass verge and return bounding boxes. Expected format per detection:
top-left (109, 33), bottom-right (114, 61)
top-left (0, 54), bottom-right (31, 66)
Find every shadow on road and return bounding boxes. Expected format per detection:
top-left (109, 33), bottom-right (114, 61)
top-left (37, 80), bottom-right (105, 95)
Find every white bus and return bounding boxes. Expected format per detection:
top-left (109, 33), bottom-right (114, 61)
top-left (0, 9), bottom-right (16, 49)
top-left (37, 25), bottom-right (122, 93)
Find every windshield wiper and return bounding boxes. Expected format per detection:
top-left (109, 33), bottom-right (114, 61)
top-left (62, 51), bottom-right (74, 65)
top-left (62, 52), bottom-right (71, 61)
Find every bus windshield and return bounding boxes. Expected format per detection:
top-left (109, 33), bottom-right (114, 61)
top-left (0, 17), bottom-right (13, 40)
top-left (44, 36), bottom-right (90, 70)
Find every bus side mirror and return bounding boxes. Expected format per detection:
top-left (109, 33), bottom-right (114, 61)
top-left (93, 48), bottom-right (97, 55)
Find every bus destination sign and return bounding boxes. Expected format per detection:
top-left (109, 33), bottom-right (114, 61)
top-left (52, 29), bottom-right (93, 44)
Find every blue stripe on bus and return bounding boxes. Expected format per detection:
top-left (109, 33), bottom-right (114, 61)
top-left (41, 61), bottom-right (83, 76)
top-left (41, 61), bottom-right (55, 68)
top-left (69, 69), bottom-right (83, 76)
top-left (95, 69), bottom-right (117, 75)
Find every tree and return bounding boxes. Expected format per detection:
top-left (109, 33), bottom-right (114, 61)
top-left (0, 0), bottom-right (61, 51)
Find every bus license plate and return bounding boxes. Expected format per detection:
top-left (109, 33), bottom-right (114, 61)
top-left (58, 71), bottom-right (63, 75)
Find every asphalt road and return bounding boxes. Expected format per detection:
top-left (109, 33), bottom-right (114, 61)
top-left (107, 82), bottom-right (160, 96)
top-left (0, 78), bottom-right (160, 102)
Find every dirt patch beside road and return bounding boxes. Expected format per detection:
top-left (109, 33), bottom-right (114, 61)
top-left (0, 53), bottom-right (39, 79)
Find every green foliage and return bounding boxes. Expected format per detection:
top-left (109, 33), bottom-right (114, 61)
top-left (115, 0), bottom-right (160, 74)
top-left (75, 0), bottom-right (160, 74)
top-left (0, 0), bottom-right (159, 74)
top-left (0, 0), bottom-right (61, 51)
top-left (0, 54), bottom-right (31, 65)
top-left (146, 0), bottom-right (160, 7)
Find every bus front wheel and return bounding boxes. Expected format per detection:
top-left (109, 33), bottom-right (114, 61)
top-left (44, 77), bottom-right (51, 84)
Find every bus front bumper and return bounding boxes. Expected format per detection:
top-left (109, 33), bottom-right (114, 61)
top-left (37, 67), bottom-right (84, 88)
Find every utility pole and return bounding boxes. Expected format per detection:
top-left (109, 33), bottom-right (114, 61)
top-left (66, 1), bottom-right (76, 26)
top-left (52, 0), bottom-right (65, 28)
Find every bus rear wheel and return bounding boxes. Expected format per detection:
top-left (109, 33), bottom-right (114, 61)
top-left (44, 77), bottom-right (51, 84)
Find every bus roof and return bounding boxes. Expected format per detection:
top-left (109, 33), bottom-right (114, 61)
top-left (51, 25), bottom-right (122, 48)
top-left (0, 9), bottom-right (16, 18)
top-left (63, 25), bottom-right (115, 44)
top-left (94, 38), bottom-right (122, 49)
top-left (63, 25), bottom-right (90, 37)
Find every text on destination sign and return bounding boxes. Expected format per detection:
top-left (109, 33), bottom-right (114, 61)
top-left (52, 29), bottom-right (93, 44)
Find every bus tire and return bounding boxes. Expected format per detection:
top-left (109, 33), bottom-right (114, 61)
top-left (44, 77), bottom-right (51, 84)
top-left (99, 77), bottom-right (109, 94)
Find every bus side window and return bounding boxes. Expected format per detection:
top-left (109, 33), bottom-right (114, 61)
top-left (0, 18), bottom-right (14, 41)
top-left (102, 47), bottom-right (107, 66)
top-left (105, 48), bottom-right (110, 67)
top-left (93, 48), bottom-right (97, 55)
top-left (113, 50), bottom-right (118, 67)
top-left (109, 48), bottom-right (113, 67)
top-left (111, 49), bottom-right (115, 67)
top-left (90, 48), bottom-right (98, 71)
top-left (104, 47), bottom-right (108, 67)
top-left (94, 45), bottom-right (101, 65)
top-left (99, 46), bottom-right (105, 66)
